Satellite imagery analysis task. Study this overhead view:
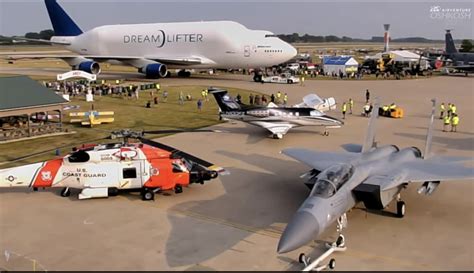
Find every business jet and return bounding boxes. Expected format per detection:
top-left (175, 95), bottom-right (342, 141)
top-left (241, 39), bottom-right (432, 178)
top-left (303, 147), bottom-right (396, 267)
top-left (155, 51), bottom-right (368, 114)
top-left (9, 0), bottom-right (297, 79)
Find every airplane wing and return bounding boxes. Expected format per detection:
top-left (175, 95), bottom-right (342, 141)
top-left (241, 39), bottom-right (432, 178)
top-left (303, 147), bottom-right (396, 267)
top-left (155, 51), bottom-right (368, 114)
top-left (380, 158), bottom-right (474, 191)
top-left (282, 148), bottom-right (359, 171)
top-left (6, 54), bottom-right (212, 66)
top-left (249, 121), bottom-right (295, 136)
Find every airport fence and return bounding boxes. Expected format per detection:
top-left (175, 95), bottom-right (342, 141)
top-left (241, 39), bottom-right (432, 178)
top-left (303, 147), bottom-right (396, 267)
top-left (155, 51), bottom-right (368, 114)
top-left (0, 249), bottom-right (47, 271)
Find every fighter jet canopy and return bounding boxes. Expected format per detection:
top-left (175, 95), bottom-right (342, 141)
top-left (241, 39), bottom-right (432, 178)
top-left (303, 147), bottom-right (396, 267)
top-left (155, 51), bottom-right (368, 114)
top-left (311, 164), bottom-right (354, 198)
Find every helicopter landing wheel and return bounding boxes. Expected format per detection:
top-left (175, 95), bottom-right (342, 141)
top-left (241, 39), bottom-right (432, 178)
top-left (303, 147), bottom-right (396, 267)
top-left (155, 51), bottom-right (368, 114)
top-left (60, 187), bottom-right (70, 197)
top-left (141, 188), bottom-right (155, 201)
top-left (175, 185), bottom-right (183, 194)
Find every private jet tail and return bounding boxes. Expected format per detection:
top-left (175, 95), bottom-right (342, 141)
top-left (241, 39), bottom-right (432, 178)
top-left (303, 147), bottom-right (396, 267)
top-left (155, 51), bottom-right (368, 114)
top-left (361, 98), bottom-right (380, 153)
top-left (209, 88), bottom-right (242, 112)
top-left (45, 0), bottom-right (82, 36)
top-left (445, 30), bottom-right (457, 54)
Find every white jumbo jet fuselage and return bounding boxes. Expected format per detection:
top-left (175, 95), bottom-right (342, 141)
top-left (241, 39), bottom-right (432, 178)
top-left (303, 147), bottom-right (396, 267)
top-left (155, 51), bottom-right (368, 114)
top-left (54, 21), bottom-right (296, 69)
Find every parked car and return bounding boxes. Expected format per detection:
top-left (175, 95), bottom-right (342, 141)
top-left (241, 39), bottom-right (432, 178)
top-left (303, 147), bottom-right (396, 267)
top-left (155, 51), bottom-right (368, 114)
top-left (261, 73), bottom-right (300, 84)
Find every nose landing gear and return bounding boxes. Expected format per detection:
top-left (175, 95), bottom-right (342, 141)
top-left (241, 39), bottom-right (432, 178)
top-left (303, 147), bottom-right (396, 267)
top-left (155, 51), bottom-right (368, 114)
top-left (299, 213), bottom-right (348, 271)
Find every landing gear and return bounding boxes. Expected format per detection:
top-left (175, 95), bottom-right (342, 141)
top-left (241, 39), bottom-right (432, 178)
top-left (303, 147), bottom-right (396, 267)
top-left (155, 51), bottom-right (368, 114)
top-left (397, 201), bottom-right (406, 218)
top-left (298, 213), bottom-right (348, 271)
top-left (272, 133), bottom-right (283, 139)
top-left (60, 187), bottom-right (70, 197)
top-left (395, 193), bottom-right (405, 218)
top-left (141, 188), bottom-right (155, 201)
top-left (322, 130), bottom-right (329, 136)
top-left (177, 70), bottom-right (191, 77)
top-left (175, 185), bottom-right (183, 194)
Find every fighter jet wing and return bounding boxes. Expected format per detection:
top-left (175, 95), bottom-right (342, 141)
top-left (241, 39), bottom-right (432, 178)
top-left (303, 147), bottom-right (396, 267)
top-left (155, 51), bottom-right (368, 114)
top-left (380, 158), bottom-right (474, 191)
top-left (282, 148), bottom-right (359, 171)
top-left (249, 121), bottom-right (295, 136)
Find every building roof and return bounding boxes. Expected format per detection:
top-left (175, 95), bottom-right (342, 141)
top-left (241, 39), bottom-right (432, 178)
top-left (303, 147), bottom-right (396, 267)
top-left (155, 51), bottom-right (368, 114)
top-left (0, 76), bottom-right (68, 112)
top-left (323, 56), bottom-right (358, 65)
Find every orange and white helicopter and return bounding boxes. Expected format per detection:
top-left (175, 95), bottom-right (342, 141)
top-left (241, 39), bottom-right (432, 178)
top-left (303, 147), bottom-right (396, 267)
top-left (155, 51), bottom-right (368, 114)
top-left (0, 129), bottom-right (225, 200)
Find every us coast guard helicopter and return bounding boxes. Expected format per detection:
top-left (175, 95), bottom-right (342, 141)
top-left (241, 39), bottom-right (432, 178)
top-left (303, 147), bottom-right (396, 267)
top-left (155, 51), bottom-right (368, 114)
top-left (0, 129), bottom-right (225, 200)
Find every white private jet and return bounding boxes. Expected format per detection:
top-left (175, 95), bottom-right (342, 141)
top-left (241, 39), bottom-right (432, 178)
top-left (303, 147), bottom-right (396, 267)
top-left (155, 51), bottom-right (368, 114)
top-left (8, 0), bottom-right (297, 79)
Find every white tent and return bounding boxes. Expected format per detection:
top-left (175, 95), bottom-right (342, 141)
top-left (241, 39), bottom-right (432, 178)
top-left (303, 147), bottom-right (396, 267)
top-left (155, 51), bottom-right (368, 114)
top-left (322, 56), bottom-right (359, 76)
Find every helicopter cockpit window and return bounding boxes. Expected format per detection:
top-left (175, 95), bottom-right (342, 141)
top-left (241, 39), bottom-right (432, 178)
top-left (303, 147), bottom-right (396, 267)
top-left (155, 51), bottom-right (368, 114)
top-left (123, 168), bottom-right (137, 179)
top-left (310, 164), bottom-right (354, 198)
top-left (172, 162), bottom-right (187, 173)
top-left (68, 150), bottom-right (90, 163)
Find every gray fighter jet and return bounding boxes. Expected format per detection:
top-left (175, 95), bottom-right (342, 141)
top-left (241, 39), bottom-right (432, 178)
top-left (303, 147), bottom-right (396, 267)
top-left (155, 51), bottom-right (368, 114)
top-left (277, 99), bottom-right (474, 263)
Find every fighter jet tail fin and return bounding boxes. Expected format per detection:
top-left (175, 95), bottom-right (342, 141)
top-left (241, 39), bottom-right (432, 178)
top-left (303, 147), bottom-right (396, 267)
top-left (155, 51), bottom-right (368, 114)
top-left (361, 97), bottom-right (380, 153)
top-left (423, 98), bottom-right (436, 159)
top-left (445, 30), bottom-right (458, 54)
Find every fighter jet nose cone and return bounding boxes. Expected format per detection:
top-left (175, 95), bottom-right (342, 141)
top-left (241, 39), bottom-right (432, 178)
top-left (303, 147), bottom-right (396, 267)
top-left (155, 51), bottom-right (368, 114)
top-left (277, 211), bottom-right (320, 254)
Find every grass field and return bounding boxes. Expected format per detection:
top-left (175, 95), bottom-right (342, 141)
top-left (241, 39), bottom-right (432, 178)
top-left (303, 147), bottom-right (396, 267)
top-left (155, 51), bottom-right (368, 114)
top-left (0, 85), bottom-right (257, 168)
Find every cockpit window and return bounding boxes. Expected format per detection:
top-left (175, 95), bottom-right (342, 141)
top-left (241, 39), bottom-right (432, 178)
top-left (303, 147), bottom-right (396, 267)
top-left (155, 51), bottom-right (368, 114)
top-left (265, 34), bottom-right (278, 38)
top-left (310, 164), bottom-right (354, 198)
top-left (310, 110), bottom-right (322, 117)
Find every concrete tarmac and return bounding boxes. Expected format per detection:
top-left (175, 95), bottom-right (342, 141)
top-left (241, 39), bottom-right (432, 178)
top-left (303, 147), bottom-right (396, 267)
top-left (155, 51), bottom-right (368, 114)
top-left (0, 74), bottom-right (473, 271)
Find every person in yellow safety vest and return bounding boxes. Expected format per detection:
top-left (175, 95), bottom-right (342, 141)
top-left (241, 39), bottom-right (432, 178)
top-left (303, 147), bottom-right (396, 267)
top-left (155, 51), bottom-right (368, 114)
top-left (451, 104), bottom-right (456, 115)
top-left (155, 83), bottom-right (160, 91)
top-left (342, 102), bottom-right (347, 119)
top-left (447, 103), bottom-right (452, 117)
top-left (439, 102), bottom-right (445, 119)
top-left (389, 103), bottom-right (397, 110)
top-left (283, 93), bottom-right (288, 106)
top-left (115, 79), bottom-right (120, 85)
top-left (276, 91), bottom-right (282, 104)
top-left (451, 114), bottom-right (459, 132)
top-left (204, 89), bottom-right (209, 101)
top-left (349, 98), bottom-right (354, 114)
top-left (201, 89), bottom-right (206, 100)
top-left (300, 75), bottom-right (305, 86)
top-left (382, 105), bottom-right (389, 116)
top-left (443, 115), bottom-right (451, 132)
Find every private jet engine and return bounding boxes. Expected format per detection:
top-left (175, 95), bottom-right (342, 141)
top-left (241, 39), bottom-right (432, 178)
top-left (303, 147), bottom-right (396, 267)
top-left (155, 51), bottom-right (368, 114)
top-left (67, 57), bottom-right (101, 74)
top-left (139, 63), bottom-right (168, 78)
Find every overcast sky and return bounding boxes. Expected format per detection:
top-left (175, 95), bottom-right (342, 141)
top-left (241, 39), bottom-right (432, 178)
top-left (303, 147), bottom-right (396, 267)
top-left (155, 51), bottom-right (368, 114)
top-left (0, 0), bottom-right (472, 39)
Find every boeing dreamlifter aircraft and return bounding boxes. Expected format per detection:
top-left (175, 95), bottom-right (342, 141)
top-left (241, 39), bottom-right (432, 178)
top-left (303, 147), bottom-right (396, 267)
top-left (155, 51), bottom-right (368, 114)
top-left (12, 0), bottom-right (297, 78)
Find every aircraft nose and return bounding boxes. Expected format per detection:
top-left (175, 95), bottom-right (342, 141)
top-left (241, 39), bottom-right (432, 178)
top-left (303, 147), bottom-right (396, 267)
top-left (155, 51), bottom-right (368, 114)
top-left (277, 211), bottom-right (320, 254)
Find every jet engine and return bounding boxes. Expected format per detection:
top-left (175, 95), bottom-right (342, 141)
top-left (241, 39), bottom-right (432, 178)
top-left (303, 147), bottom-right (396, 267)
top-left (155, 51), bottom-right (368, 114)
top-left (75, 61), bottom-right (101, 74)
top-left (417, 181), bottom-right (440, 195)
top-left (139, 63), bottom-right (168, 78)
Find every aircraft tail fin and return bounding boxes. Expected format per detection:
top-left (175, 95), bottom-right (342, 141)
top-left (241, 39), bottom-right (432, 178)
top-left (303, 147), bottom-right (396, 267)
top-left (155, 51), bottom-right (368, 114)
top-left (423, 99), bottom-right (436, 159)
top-left (209, 88), bottom-right (242, 112)
top-left (45, 0), bottom-right (82, 36)
top-left (361, 97), bottom-right (380, 153)
top-left (445, 30), bottom-right (457, 54)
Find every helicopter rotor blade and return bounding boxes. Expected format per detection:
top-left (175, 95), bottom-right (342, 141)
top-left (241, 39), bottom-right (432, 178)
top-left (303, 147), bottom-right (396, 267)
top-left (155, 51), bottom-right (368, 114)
top-left (138, 137), bottom-right (223, 172)
top-left (143, 129), bottom-right (224, 135)
top-left (1, 136), bottom-right (108, 165)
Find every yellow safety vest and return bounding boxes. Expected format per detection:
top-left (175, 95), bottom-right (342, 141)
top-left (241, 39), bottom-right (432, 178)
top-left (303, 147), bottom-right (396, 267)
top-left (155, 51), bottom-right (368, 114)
top-left (440, 104), bottom-right (445, 110)
top-left (284, 95), bottom-right (288, 101)
top-left (349, 100), bottom-right (353, 107)
top-left (115, 80), bottom-right (120, 84)
top-left (443, 116), bottom-right (451, 125)
top-left (342, 104), bottom-right (347, 112)
top-left (390, 104), bottom-right (397, 109)
top-left (156, 84), bottom-right (160, 89)
top-left (451, 106), bottom-right (457, 113)
top-left (382, 106), bottom-right (389, 111)
top-left (452, 116), bottom-right (459, 125)
top-left (277, 92), bottom-right (281, 98)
